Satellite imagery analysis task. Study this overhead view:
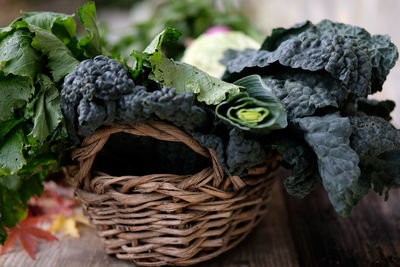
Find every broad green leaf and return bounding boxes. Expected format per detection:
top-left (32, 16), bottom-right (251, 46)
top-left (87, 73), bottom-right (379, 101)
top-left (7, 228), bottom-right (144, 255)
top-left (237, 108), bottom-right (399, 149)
top-left (0, 118), bottom-right (26, 139)
top-left (0, 128), bottom-right (26, 175)
top-left (143, 28), bottom-right (181, 54)
top-left (0, 75), bottom-right (34, 121)
top-left (22, 11), bottom-right (76, 38)
top-left (0, 175), bottom-right (21, 190)
top-left (29, 25), bottom-right (79, 82)
top-left (0, 30), bottom-right (41, 79)
top-left (29, 75), bottom-right (64, 143)
top-left (150, 52), bottom-right (240, 105)
top-left (78, 1), bottom-right (102, 57)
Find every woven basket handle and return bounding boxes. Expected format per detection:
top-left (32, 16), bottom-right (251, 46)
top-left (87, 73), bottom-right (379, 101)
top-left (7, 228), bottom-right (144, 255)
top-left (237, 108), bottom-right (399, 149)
top-left (72, 122), bottom-right (224, 190)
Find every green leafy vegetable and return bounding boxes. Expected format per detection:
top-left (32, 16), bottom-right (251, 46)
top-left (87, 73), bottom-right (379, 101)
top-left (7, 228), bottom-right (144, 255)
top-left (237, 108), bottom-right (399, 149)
top-left (294, 113), bottom-right (362, 216)
top-left (0, 75), bottom-right (33, 121)
top-left (78, 2), bottom-right (103, 58)
top-left (29, 25), bottom-right (80, 82)
top-left (0, 129), bottom-right (26, 175)
top-left (0, 1), bottom-right (104, 244)
top-left (216, 75), bottom-right (287, 131)
top-left (29, 75), bottom-right (65, 143)
top-left (0, 29), bottom-right (41, 79)
top-left (133, 28), bottom-right (241, 105)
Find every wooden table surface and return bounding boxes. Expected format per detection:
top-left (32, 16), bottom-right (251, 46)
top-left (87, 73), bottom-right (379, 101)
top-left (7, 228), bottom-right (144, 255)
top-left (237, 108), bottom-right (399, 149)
top-left (1, 180), bottom-right (400, 267)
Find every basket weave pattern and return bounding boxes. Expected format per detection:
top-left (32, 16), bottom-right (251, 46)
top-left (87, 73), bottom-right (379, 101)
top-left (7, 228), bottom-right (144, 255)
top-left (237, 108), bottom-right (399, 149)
top-left (73, 121), bottom-right (279, 266)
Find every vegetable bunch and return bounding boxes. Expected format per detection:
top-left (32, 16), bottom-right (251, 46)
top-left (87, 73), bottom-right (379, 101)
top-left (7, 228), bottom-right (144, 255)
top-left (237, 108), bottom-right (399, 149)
top-left (222, 20), bottom-right (400, 216)
top-left (0, 2), bottom-right (103, 243)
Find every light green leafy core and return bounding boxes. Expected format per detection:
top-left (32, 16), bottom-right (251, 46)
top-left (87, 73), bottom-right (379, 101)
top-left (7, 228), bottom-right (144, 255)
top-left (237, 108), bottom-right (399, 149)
top-left (236, 107), bottom-right (269, 123)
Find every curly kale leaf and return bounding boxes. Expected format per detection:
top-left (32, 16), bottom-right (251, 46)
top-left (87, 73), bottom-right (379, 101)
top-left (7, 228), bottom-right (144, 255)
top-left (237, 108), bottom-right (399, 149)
top-left (226, 128), bottom-right (266, 176)
top-left (267, 135), bottom-right (319, 198)
top-left (118, 87), bottom-right (210, 132)
top-left (76, 98), bottom-right (107, 137)
top-left (294, 113), bottom-right (364, 216)
top-left (61, 55), bottom-right (137, 139)
top-left (356, 98), bottom-right (395, 121)
top-left (349, 116), bottom-right (400, 156)
top-left (314, 20), bottom-right (399, 93)
top-left (262, 71), bottom-right (340, 120)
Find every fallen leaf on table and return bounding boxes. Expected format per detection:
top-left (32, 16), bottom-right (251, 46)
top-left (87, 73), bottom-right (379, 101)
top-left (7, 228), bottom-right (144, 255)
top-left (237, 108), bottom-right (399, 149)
top-left (0, 216), bottom-right (58, 259)
top-left (49, 213), bottom-right (91, 238)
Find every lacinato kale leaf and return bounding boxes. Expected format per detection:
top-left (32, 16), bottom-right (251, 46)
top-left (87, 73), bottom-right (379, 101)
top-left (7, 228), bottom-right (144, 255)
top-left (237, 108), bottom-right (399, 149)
top-left (226, 128), bottom-right (266, 176)
top-left (262, 71), bottom-right (340, 119)
top-left (356, 98), bottom-right (395, 121)
top-left (314, 20), bottom-right (399, 93)
top-left (267, 135), bottom-right (320, 198)
top-left (349, 116), bottom-right (400, 156)
top-left (294, 113), bottom-right (362, 216)
top-left (223, 32), bottom-right (372, 97)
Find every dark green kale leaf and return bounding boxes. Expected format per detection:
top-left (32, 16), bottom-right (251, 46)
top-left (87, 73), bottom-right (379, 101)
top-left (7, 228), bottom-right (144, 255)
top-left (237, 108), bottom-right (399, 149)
top-left (262, 71), bottom-right (340, 120)
top-left (349, 116), bottom-right (400, 197)
top-left (223, 32), bottom-right (372, 97)
top-left (356, 98), bottom-right (395, 121)
top-left (119, 87), bottom-right (210, 132)
top-left (349, 116), bottom-right (400, 156)
top-left (226, 128), bottom-right (266, 176)
top-left (261, 21), bottom-right (313, 51)
top-left (267, 135), bottom-right (320, 198)
top-left (294, 113), bottom-right (364, 216)
top-left (358, 152), bottom-right (400, 198)
top-left (314, 20), bottom-right (399, 93)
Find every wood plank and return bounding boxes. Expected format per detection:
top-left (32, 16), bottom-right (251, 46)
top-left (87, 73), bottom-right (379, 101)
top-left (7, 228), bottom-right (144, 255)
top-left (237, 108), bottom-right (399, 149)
top-left (284, 184), bottom-right (400, 267)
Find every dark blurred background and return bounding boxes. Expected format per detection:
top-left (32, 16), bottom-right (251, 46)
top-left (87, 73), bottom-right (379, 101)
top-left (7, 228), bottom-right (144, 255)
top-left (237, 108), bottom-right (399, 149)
top-left (0, 0), bottom-right (399, 127)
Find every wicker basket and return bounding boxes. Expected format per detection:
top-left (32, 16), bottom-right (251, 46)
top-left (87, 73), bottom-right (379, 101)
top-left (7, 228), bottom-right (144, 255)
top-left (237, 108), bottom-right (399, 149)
top-left (72, 121), bottom-right (280, 266)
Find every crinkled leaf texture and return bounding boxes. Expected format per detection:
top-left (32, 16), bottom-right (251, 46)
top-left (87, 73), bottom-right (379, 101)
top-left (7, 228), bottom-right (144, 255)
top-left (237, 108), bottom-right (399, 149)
top-left (29, 75), bottom-right (65, 143)
top-left (262, 71), bottom-right (340, 119)
top-left (314, 20), bottom-right (399, 93)
top-left (349, 116), bottom-right (400, 197)
top-left (294, 113), bottom-right (363, 216)
top-left (0, 75), bottom-right (33, 121)
top-left (223, 20), bottom-right (398, 97)
top-left (223, 32), bottom-right (372, 97)
top-left (0, 29), bottom-right (41, 79)
top-left (29, 25), bottom-right (80, 82)
top-left (349, 116), bottom-right (400, 156)
top-left (268, 136), bottom-right (320, 198)
top-left (226, 128), bottom-right (266, 177)
top-left (132, 28), bottom-right (241, 105)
